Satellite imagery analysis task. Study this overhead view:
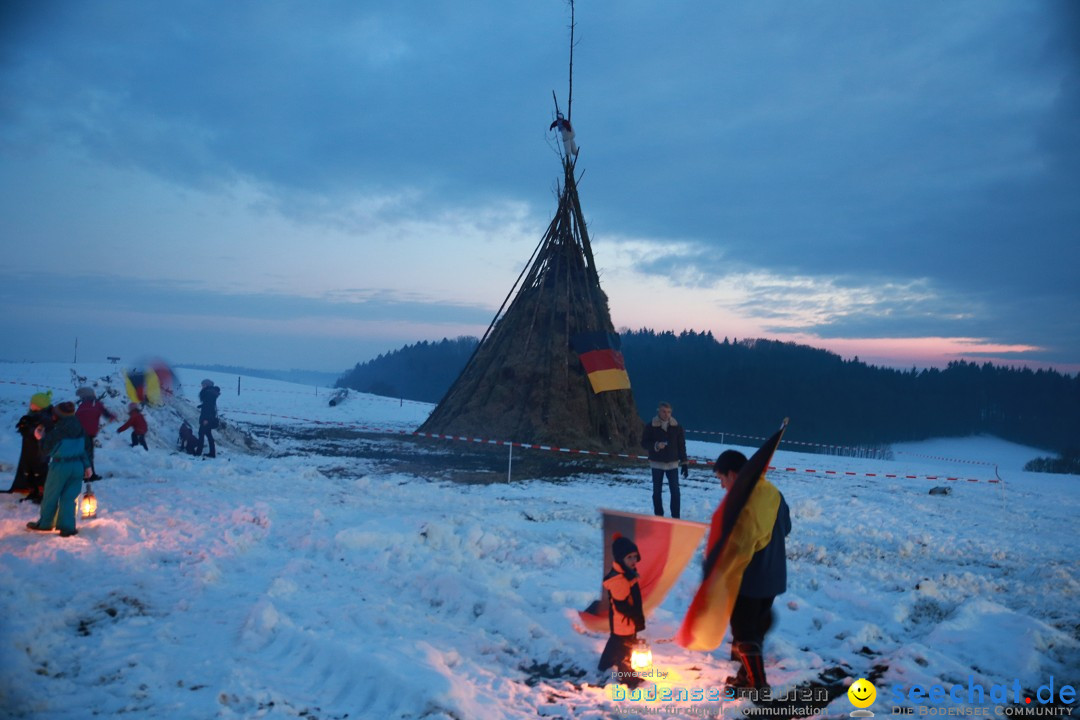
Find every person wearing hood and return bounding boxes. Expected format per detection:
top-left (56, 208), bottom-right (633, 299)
top-left (75, 386), bottom-right (116, 480)
top-left (26, 401), bottom-right (91, 537)
top-left (6, 391), bottom-right (55, 502)
top-left (641, 402), bottom-right (689, 518)
top-left (598, 534), bottom-right (646, 687)
top-left (195, 379), bottom-right (221, 458)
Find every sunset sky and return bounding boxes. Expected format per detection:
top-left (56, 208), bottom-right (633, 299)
top-left (2, 1), bottom-right (1077, 374)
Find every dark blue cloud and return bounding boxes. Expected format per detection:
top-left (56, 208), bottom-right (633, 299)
top-left (0, 273), bottom-right (493, 326)
top-left (1, 0), bottom-right (1076, 368)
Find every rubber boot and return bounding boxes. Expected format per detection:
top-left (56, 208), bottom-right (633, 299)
top-left (733, 641), bottom-right (768, 690)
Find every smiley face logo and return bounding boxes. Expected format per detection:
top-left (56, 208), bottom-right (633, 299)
top-left (848, 678), bottom-right (877, 708)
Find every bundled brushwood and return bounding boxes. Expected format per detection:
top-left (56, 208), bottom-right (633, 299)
top-left (420, 157), bottom-right (640, 454)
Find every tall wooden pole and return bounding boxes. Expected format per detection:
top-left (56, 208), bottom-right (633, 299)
top-left (567, 0), bottom-right (575, 121)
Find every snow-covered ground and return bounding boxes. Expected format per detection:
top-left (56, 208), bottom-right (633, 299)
top-left (1, 362), bottom-right (1077, 719)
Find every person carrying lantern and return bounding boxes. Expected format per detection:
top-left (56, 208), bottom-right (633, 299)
top-left (75, 386), bottom-right (117, 480)
top-left (597, 534), bottom-right (645, 688)
top-left (26, 401), bottom-right (92, 537)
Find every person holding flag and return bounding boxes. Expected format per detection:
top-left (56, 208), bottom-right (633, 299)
top-left (675, 421), bottom-right (792, 695)
top-left (711, 449), bottom-right (791, 693)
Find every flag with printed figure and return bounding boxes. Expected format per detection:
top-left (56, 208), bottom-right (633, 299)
top-left (570, 332), bottom-right (631, 394)
top-left (675, 420), bottom-right (788, 651)
top-left (579, 510), bottom-right (707, 632)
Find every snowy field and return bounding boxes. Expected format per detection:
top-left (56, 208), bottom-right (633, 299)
top-left (1, 362), bottom-right (1077, 720)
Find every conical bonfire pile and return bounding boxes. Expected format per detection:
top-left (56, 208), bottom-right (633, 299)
top-left (420, 156), bottom-right (641, 453)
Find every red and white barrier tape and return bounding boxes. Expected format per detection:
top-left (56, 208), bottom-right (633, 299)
top-left (894, 451), bottom-right (997, 467)
top-left (686, 427), bottom-right (884, 455)
top-left (227, 410), bottom-right (999, 484)
top-left (0, 379), bottom-right (1000, 484)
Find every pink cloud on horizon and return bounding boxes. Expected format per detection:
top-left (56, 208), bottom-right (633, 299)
top-left (793, 335), bottom-right (1079, 374)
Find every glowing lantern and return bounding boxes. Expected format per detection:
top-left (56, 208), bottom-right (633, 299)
top-left (630, 639), bottom-right (653, 672)
top-left (80, 484), bottom-right (98, 519)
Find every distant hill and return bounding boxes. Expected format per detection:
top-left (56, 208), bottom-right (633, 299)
top-left (177, 364), bottom-right (340, 388)
top-left (335, 330), bottom-right (1080, 455)
top-left (335, 337), bottom-right (478, 404)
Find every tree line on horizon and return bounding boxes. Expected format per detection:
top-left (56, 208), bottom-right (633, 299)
top-left (335, 330), bottom-right (1080, 462)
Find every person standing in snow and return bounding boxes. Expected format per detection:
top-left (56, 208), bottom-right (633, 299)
top-left (117, 403), bottom-right (149, 450)
top-left (26, 401), bottom-right (91, 537)
top-left (597, 534), bottom-right (645, 688)
top-left (6, 391), bottom-right (55, 503)
top-left (195, 379), bottom-right (220, 458)
top-left (641, 402), bottom-right (688, 519)
top-left (713, 449), bottom-right (791, 693)
top-left (75, 386), bottom-right (116, 480)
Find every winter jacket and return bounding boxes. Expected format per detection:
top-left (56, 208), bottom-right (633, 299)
top-left (641, 416), bottom-right (688, 470)
top-left (604, 561), bottom-right (646, 637)
top-left (198, 385), bottom-right (220, 422)
top-left (8, 409), bottom-right (53, 492)
top-left (738, 491), bottom-right (791, 598)
top-left (118, 410), bottom-right (148, 435)
top-left (41, 416), bottom-right (90, 469)
top-left (75, 399), bottom-right (116, 438)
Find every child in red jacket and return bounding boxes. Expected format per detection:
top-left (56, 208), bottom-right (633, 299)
top-left (117, 403), bottom-right (149, 450)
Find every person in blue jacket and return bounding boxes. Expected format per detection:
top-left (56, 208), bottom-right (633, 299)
top-left (26, 401), bottom-right (92, 537)
top-left (714, 449), bottom-right (792, 692)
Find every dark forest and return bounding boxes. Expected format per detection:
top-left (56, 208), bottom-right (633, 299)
top-left (336, 330), bottom-right (1080, 457)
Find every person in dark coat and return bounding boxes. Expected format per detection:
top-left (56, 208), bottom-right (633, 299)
top-left (195, 379), bottom-right (220, 458)
top-left (713, 449), bottom-right (792, 692)
top-left (641, 402), bottom-right (689, 518)
top-left (75, 387), bottom-right (116, 480)
top-left (26, 401), bottom-right (91, 537)
top-left (117, 403), bottom-right (149, 450)
top-left (6, 391), bottom-right (54, 502)
top-left (598, 534), bottom-right (646, 687)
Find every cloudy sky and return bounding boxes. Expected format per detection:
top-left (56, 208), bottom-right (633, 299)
top-left (1, 0), bottom-right (1077, 374)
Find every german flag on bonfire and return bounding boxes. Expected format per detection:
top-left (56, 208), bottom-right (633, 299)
top-left (578, 510), bottom-right (707, 633)
top-left (570, 332), bottom-right (631, 394)
top-left (675, 420), bottom-right (788, 651)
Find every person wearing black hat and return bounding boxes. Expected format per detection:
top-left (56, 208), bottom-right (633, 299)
top-left (598, 534), bottom-right (646, 687)
top-left (26, 401), bottom-right (92, 537)
top-left (713, 449), bottom-right (791, 693)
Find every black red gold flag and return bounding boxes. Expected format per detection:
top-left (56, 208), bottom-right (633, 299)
top-left (570, 332), bottom-right (631, 393)
top-left (675, 420), bottom-right (788, 650)
top-left (579, 509), bottom-right (707, 632)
